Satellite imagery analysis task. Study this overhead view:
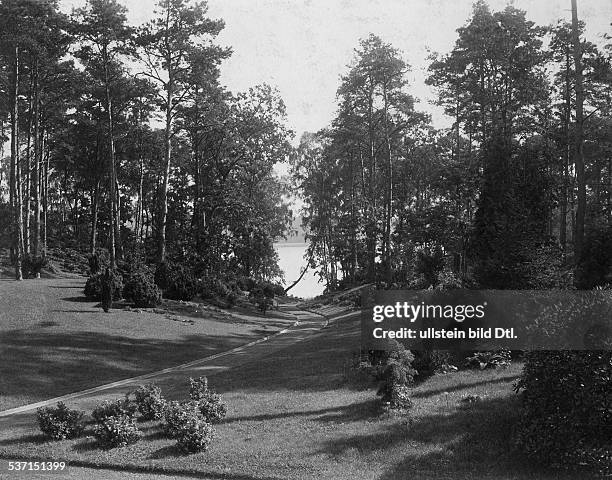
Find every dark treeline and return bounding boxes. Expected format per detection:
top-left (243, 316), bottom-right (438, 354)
top-left (292, 1), bottom-right (612, 291)
top-left (0, 0), bottom-right (292, 282)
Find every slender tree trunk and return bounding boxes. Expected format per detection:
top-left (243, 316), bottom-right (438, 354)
top-left (382, 78), bottom-right (393, 282)
top-left (10, 46), bottom-right (23, 281)
top-left (90, 181), bottom-right (100, 254)
top-left (33, 60), bottom-right (41, 274)
top-left (560, 47), bottom-right (571, 255)
top-left (43, 132), bottom-right (49, 258)
top-left (136, 153), bottom-right (144, 245)
top-left (25, 71), bottom-right (33, 256)
top-left (103, 47), bottom-right (118, 268)
top-left (158, 77), bottom-right (173, 263)
top-left (571, 0), bottom-right (586, 266)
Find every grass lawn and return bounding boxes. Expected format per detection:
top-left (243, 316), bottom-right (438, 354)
top-left (0, 310), bottom-right (588, 480)
top-left (0, 277), bottom-right (295, 411)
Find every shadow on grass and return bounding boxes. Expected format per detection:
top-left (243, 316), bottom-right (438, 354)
top-left (0, 451), bottom-right (280, 480)
top-left (316, 393), bottom-right (580, 480)
top-left (0, 433), bottom-right (46, 446)
top-left (411, 373), bottom-right (521, 399)
top-left (37, 321), bottom-right (59, 328)
top-left (0, 329), bottom-right (259, 410)
top-left (62, 296), bottom-right (96, 303)
top-left (221, 398), bottom-right (381, 425)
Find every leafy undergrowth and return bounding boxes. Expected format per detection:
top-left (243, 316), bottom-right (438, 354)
top-left (0, 313), bottom-right (584, 479)
top-left (0, 247), bottom-right (90, 279)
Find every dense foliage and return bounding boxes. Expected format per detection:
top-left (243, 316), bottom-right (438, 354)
top-left (293, 3), bottom-right (611, 291)
top-left (123, 272), bottom-right (162, 308)
top-left (93, 415), bottom-right (142, 448)
top-left (132, 383), bottom-right (166, 420)
top-left (516, 351), bottom-right (612, 475)
top-left (36, 402), bottom-right (85, 440)
top-left (0, 0), bottom-right (292, 284)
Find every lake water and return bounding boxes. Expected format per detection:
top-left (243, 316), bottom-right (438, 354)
top-left (274, 242), bottom-right (324, 299)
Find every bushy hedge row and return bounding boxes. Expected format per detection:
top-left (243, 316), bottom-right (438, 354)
top-left (516, 351), bottom-right (612, 475)
top-left (35, 379), bottom-right (226, 455)
top-left (84, 256), bottom-right (285, 310)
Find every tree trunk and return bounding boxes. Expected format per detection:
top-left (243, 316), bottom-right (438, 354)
top-left (382, 77), bottom-right (393, 282)
top-left (25, 70), bottom-right (33, 256)
top-left (571, 0), bottom-right (586, 266)
top-left (90, 181), bottom-right (99, 254)
top-left (103, 46), bottom-right (118, 268)
top-left (43, 131), bottom-right (49, 258)
top-left (10, 46), bottom-right (23, 281)
top-left (33, 59), bottom-right (41, 268)
top-left (158, 80), bottom-right (173, 263)
top-left (560, 47), bottom-right (571, 255)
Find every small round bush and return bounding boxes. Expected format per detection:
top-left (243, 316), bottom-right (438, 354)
top-left (189, 377), bottom-right (227, 423)
top-left (93, 415), bottom-right (142, 448)
top-left (163, 401), bottom-right (201, 439)
top-left (154, 262), bottom-right (197, 301)
top-left (36, 402), bottom-right (84, 440)
top-left (84, 271), bottom-right (124, 301)
top-left (92, 397), bottom-right (137, 423)
top-left (133, 383), bottom-right (166, 420)
top-left (516, 351), bottom-right (612, 475)
top-left (175, 416), bottom-right (214, 454)
top-left (123, 273), bottom-right (162, 308)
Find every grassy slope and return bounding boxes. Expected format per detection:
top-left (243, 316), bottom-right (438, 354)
top-left (0, 311), bottom-right (585, 480)
top-left (0, 277), bottom-right (293, 411)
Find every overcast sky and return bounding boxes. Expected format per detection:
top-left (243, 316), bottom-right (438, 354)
top-left (61, 0), bottom-right (612, 139)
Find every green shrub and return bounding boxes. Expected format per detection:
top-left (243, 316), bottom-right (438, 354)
top-left (36, 402), bottom-right (84, 440)
top-left (388, 384), bottom-right (413, 410)
top-left (163, 401), bottom-right (200, 439)
top-left (249, 287), bottom-right (274, 314)
top-left (133, 384), bottom-right (166, 421)
top-left (189, 377), bottom-right (227, 423)
top-left (259, 281), bottom-right (284, 298)
top-left (515, 351), bottom-right (612, 475)
top-left (200, 277), bottom-right (231, 299)
top-left (175, 416), bottom-right (214, 454)
top-left (226, 290), bottom-right (239, 308)
top-left (369, 341), bottom-right (417, 409)
top-left (236, 276), bottom-right (256, 292)
top-left (91, 397), bottom-right (137, 423)
top-left (412, 350), bottom-right (453, 379)
top-left (84, 270), bottom-right (124, 301)
top-left (154, 262), bottom-right (197, 301)
top-left (575, 225), bottom-right (612, 289)
top-left (22, 254), bottom-right (48, 278)
top-left (123, 272), bottom-right (162, 308)
top-left (463, 350), bottom-right (511, 370)
top-left (93, 415), bottom-right (142, 448)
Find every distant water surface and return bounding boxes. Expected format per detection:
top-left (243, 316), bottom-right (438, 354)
top-left (274, 242), bottom-right (324, 299)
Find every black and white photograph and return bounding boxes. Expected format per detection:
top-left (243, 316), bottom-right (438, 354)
top-left (0, 0), bottom-right (611, 478)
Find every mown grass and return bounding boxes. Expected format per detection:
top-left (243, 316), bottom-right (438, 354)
top-left (0, 278), bottom-right (294, 411)
top-left (0, 310), bottom-right (588, 480)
